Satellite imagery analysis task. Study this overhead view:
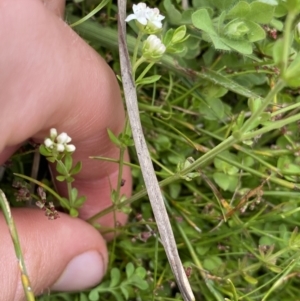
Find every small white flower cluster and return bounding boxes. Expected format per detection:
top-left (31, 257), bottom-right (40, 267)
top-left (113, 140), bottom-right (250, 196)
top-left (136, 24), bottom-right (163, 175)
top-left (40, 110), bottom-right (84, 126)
top-left (125, 2), bottom-right (166, 60)
top-left (44, 128), bottom-right (76, 153)
top-left (125, 2), bottom-right (165, 30)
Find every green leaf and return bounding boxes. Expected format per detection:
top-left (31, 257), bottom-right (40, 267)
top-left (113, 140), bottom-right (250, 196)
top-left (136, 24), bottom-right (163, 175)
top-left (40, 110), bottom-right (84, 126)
top-left (222, 37), bottom-right (253, 54)
top-left (56, 161), bottom-right (67, 176)
top-left (88, 290), bottom-right (99, 301)
top-left (244, 21), bottom-right (266, 42)
top-left (248, 2), bottom-right (275, 23)
top-left (192, 9), bottom-right (216, 35)
top-left (277, 156), bottom-right (300, 174)
top-left (60, 197), bottom-right (70, 209)
top-left (126, 262), bottom-right (135, 278)
top-left (64, 154), bottom-right (73, 172)
top-left (172, 25), bottom-right (187, 43)
top-left (74, 196), bottom-right (87, 208)
top-left (284, 53), bottom-right (300, 87)
top-left (71, 161), bottom-right (82, 175)
top-left (226, 1), bottom-right (250, 19)
top-left (163, 28), bottom-right (174, 46)
top-left (120, 286), bottom-right (129, 300)
top-left (56, 175), bottom-right (66, 182)
top-left (135, 75), bottom-right (161, 86)
top-left (284, 0), bottom-right (300, 14)
top-left (163, 0), bottom-right (182, 24)
top-left (65, 176), bottom-right (75, 183)
top-left (248, 98), bottom-right (263, 113)
top-left (272, 38), bottom-right (285, 68)
top-left (213, 172), bottom-right (238, 191)
top-left (110, 268), bottom-right (121, 287)
top-left (107, 128), bottom-right (122, 147)
top-left (39, 144), bottom-right (52, 157)
top-left (243, 273), bottom-right (258, 285)
top-left (70, 188), bottom-right (78, 202)
top-left (203, 255), bottom-right (223, 271)
top-left (201, 98), bottom-right (225, 121)
top-left (224, 19), bottom-right (250, 40)
top-left (45, 156), bottom-right (56, 163)
top-left (214, 152), bottom-right (239, 174)
top-left (69, 208), bottom-right (79, 217)
top-left (129, 274), bottom-right (148, 288)
top-left (135, 266), bottom-right (147, 278)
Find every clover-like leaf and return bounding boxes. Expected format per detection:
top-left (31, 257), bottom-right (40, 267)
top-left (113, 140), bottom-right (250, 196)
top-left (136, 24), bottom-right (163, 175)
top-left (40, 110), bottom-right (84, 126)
top-left (110, 268), bottom-right (121, 288)
top-left (126, 262), bottom-right (135, 279)
top-left (64, 154), bottom-right (73, 172)
top-left (192, 9), bottom-right (216, 35)
top-left (226, 1), bottom-right (250, 19)
top-left (135, 75), bottom-right (161, 86)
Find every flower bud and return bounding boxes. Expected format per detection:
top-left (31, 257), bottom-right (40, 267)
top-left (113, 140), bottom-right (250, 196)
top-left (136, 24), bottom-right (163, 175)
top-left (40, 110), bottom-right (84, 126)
top-left (44, 138), bottom-right (54, 148)
top-left (56, 132), bottom-right (69, 144)
top-left (142, 35), bottom-right (166, 61)
top-left (50, 128), bottom-right (57, 140)
top-left (65, 144), bottom-right (76, 152)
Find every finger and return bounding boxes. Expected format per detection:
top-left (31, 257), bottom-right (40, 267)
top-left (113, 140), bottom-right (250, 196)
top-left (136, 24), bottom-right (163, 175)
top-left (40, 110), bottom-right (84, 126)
top-left (1, 208), bottom-right (108, 301)
top-left (42, 0), bottom-right (65, 16)
top-left (0, 1), bottom-right (132, 230)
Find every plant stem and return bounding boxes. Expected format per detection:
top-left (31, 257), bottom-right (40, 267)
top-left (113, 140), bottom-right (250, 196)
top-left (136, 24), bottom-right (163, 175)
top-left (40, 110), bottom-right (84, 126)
top-left (115, 118), bottom-right (130, 202)
top-left (136, 62), bottom-right (155, 82)
top-left (281, 11), bottom-right (297, 72)
top-left (0, 190), bottom-right (35, 301)
top-left (132, 31), bottom-right (143, 67)
top-left (239, 80), bottom-right (285, 134)
top-left (133, 56), bottom-right (146, 77)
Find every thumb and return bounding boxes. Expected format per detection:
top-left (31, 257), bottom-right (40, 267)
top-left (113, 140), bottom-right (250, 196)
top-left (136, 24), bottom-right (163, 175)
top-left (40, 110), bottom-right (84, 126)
top-left (1, 208), bottom-right (108, 300)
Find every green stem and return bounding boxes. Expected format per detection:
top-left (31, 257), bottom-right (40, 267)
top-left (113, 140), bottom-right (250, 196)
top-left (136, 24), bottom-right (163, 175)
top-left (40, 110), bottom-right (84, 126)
top-left (133, 56), bottom-right (146, 77)
top-left (281, 11), bottom-right (297, 72)
top-left (239, 80), bottom-right (285, 134)
top-left (136, 62), bottom-right (155, 82)
top-left (57, 159), bottom-right (74, 207)
top-left (87, 136), bottom-right (236, 223)
top-left (243, 111), bottom-right (300, 140)
top-left (0, 190), bottom-right (36, 301)
top-left (67, 182), bottom-right (73, 206)
top-left (132, 31), bottom-right (143, 67)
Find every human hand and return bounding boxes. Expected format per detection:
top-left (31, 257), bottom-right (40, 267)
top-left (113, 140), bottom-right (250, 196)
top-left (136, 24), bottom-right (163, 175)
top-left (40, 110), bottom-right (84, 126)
top-left (0, 0), bottom-right (132, 300)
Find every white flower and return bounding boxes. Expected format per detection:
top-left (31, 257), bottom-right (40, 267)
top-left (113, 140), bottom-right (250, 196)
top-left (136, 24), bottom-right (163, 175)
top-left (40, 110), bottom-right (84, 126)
top-left (50, 128), bottom-right (57, 139)
top-left (44, 138), bottom-right (54, 148)
top-left (56, 132), bottom-right (71, 144)
top-left (145, 7), bottom-right (164, 29)
top-left (125, 2), bottom-right (148, 25)
top-left (125, 3), bottom-right (165, 33)
top-left (44, 128), bottom-right (76, 153)
top-left (56, 144), bottom-right (65, 152)
top-left (142, 35), bottom-right (166, 60)
top-left (65, 144), bottom-right (76, 152)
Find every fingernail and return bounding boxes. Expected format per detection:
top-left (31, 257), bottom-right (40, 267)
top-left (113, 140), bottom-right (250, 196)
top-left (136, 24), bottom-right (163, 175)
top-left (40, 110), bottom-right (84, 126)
top-left (52, 251), bottom-right (105, 291)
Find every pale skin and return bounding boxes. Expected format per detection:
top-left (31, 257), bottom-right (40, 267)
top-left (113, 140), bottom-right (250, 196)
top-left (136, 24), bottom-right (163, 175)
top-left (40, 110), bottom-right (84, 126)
top-left (0, 0), bottom-right (132, 300)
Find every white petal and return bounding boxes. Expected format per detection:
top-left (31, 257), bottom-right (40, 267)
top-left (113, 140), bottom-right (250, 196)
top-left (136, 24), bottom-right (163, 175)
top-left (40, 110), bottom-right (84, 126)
top-left (125, 14), bottom-right (137, 22)
top-left (44, 138), bottom-right (53, 148)
top-left (56, 132), bottom-right (68, 144)
top-left (50, 128), bottom-right (57, 139)
top-left (137, 16), bottom-right (148, 25)
top-left (133, 3), bottom-right (147, 13)
top-left (152, 20), bottom-right (163, 28)
top-left (65, 144), bottom-right (76, 152)
top-left (65, 136), bottom-right (72, 143)
top-left (56, 144), bottom-right (65, 152)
